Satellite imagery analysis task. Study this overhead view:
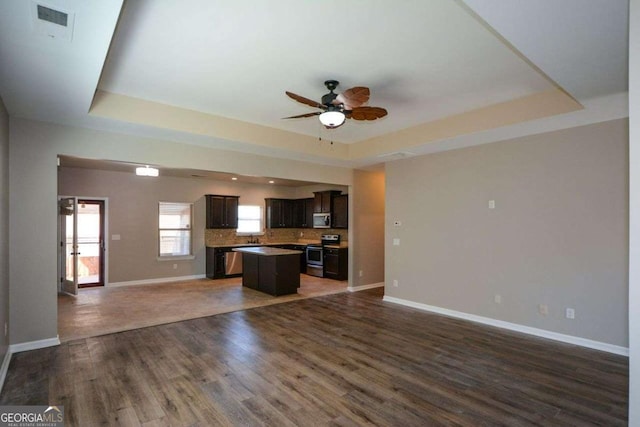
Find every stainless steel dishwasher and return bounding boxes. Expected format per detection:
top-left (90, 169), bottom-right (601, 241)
top-left (225, 251), bottom-right (243, 275)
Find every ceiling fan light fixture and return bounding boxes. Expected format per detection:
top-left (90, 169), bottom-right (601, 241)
top-left (319, 110), bottom-right (345, 128)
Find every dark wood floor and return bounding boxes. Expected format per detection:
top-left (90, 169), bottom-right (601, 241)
top-left (1, 288), bottom-right (628, 426)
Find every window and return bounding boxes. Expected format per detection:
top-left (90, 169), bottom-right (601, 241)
top-left (159, 202), bottom-right (192, 257)
top-left (237, 205), bottom-right (262, 234)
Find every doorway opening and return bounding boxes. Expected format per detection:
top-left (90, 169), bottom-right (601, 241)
top-left (59, 197), bottom-right (106, 294)
top-left (76, 199), bottom-right (105, 288)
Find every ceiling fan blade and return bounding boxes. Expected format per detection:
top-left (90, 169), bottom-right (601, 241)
top-left (285, 91), bottom-right (324, 109)
top-left (335, 87), bottom-right (370, 109)
top-left (282, 112), bottom-right (321, 119)
top-left (347, 106), bottom-right (388, 121)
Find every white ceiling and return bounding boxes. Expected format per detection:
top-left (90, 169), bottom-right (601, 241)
top-left (0, 0), bottom-right (629, 169)
top-left (99, 0), bottom-right (555, 144)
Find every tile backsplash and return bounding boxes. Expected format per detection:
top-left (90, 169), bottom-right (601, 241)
top-left (205, 228), bottom-right (348, 246)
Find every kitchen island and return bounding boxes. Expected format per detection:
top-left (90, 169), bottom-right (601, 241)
top-left (232, 246), bottom-right (303, 296)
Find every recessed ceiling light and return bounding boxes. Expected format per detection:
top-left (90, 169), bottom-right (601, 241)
top-left (268, 180), bottom-right (275, 184)
top-left (231, 177), bottom-right (238, 181)
top-left (135, 165), bottom-right (159, 177)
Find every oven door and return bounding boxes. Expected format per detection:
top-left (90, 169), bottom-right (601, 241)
top-left (306, 245), bottom-right (324, 277)
top-left (306, 245), bottom-right (323, 266)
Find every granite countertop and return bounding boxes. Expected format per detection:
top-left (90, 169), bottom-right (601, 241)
top-left (232, 246), bottom-right (303, 256)
top-left (207, 241), bottom-right (320, 248)
top-left (208, 241), bottom-right (349, 249)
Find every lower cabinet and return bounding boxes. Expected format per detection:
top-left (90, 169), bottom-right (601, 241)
top-left (324, 247), bottom-right (348, 280)
top-left (206, 248), bottom-right (226, 279)
top-left (207, 244), bottom-right (307, 279)
top-left (206, 247), bottom-right (235, 279)
top-left (241, 252), bottom-right (300, 296)
top-left (273, 244), bottom-right (307, 274)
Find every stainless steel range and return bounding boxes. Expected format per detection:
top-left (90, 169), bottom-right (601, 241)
top-left (306, 234), bottom-right (340, 277)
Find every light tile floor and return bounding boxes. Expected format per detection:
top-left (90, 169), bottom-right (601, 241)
top-left (58, 275), bottom-right (348, 342)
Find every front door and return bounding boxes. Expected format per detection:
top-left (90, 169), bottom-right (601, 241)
top-left (59, 197), bottom-right (78, 295)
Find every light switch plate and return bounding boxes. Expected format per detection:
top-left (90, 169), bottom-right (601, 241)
top-left (393, 238), bottom-right (400, 246)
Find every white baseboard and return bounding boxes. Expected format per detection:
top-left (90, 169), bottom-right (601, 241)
top-left (0, 349), bottom-right (11, 395)
top-left (108, 274), bottom-right (206, 288)
top-left (9, 336), bottom-right (61, 354)
top-left (383, 296), bottom-right (629, 356)
top-left (348, 282), bottom-right (384, 292)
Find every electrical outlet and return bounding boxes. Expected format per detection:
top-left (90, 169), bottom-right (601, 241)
top-left (393, 279), bottom-right (399, 287)
top-left (566, 308), bottom-right (575, 319)
top-left (4, 322), bottom-right (7, 337)
top-left (359, 270), bottom-right (363, 277)
top-left (488, 200), bottom-right (496, 209)
top-left (494, 294), bottom-right (502, 304)
top-left (393, 238), bottom-right (400, 246)
top-left (173, 263), bottom-right (177, 269)
top-left (538, 304), bottom-right (549, 316)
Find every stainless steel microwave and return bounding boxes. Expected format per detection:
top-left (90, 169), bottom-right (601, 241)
top-left (313, 213), bottom-right (331, 228)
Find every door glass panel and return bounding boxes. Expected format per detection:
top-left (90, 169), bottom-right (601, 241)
top-left (60, 197), bottom-right (78, 295)
top-left (77, 202), bottom-right (102, 285)
top-left (65, 213), bottom-right (75, 282)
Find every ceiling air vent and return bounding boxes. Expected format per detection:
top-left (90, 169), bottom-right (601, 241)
top-left (31, 1), bottom-right (75, 42)
top-left (37, 5), bottom-right (68, 27)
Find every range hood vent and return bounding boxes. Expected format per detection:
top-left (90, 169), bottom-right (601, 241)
top-left (31, 1), bottom-right (75, 42)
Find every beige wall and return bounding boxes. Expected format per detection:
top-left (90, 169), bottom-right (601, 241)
top-left (351, 169), bottom-right (385, 287)
top-left (385, 119), bottom-right (628, 347)
top-left (9, 118), bottom-right (353, 345)
top-left (0, 96), bottom-right (8, 361)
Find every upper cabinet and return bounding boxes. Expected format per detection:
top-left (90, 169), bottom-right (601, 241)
top-left (293, 198), bottom-right (314, 228)
top-left (206, 195), bottom-right (239, 229)
top-left (262, 192), bottom-right (347, 229)
top-left (313, 191), bottom-right (341, 213)
top-left (332, 194), bottom-right (348, 229)
top-left (265, 198), bottom-right (294, 228)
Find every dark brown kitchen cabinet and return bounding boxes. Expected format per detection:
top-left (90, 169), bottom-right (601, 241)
top-left (293, 198), bottom-right (314, 228)
top-left (206, 247), bottom-right (227, 279)
top-left (240, 251), bottom-right (300, 296)
top-left (273, 244), bottom-right (307, 274)
top-left (265, 198), bottom-right (293, 228)
top-left (313, 191), bottom-right (341, 213)
top-left (324, 247), bottom-right (348, 280)
top-left (332, 194), bottom-right (348, 229)
top-left (206, 195), bottom-right (239, 229)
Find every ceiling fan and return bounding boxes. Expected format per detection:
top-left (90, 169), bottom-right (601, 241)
top-left (284, 80), bottom-right (388, 129)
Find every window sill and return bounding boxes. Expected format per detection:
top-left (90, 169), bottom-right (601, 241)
top-left (157, 255), bottom-right (195, 262)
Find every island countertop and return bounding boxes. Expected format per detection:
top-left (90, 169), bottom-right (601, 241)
top-left (232, 246), bottom-right (303, 256)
